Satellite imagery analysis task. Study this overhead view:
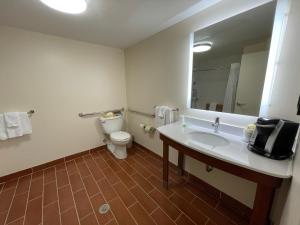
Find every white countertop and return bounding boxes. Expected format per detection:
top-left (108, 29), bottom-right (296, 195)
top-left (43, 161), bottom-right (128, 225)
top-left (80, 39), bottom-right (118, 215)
top-left (157, 121), bottom-right (293, 179)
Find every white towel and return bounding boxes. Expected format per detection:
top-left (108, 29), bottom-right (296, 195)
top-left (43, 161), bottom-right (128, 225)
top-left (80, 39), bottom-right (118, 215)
top-left (5, 112), bottom-right (32, 139)
top-left (0, 114), bottom-right (8, 141)
top-left (4, 112), bottom-right (20, 127)
top-left (19, 112), bottom-right (32, 135)
top-left (155, 106), bottom-right (176, 127)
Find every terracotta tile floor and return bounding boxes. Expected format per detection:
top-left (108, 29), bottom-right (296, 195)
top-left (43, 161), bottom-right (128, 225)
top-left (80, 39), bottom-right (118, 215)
top-left (0, 146), bottom-right (249, 225)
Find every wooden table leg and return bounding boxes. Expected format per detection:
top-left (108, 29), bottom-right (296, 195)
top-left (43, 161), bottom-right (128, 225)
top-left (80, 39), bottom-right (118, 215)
top-left (163, 142), bottom-right (169, 188)
top-left (178, 151), bottom-right (184, 176)
top-left (250, 183), bottom-right (275, 225)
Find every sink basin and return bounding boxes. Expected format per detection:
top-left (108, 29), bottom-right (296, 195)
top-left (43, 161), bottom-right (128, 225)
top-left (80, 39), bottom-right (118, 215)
top-left (188, 131), bottom-right (229, 147)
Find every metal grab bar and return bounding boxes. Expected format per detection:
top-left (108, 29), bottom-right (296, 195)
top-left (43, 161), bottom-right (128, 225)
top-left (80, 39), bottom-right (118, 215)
top-left (128, 109), bottom-right (155, 118)
top-left (78, 108), bottom-right (124, 117)
top-left (128, 107), bottom-right (179, 118)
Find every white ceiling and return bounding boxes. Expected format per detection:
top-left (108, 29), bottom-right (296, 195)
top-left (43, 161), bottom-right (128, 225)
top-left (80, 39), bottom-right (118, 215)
top-left (0, 0), bottom-right (219, 48)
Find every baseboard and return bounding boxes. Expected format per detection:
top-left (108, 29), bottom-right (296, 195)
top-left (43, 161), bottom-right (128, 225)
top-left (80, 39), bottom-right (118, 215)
top-left (0, 145), bottom-right (106, 183)
top-left (133, 141), bottom-right (252, 222)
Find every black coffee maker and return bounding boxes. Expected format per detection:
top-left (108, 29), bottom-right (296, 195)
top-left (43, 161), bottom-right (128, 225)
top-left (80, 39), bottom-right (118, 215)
top-left (248, 118), bottom-right (299, 160)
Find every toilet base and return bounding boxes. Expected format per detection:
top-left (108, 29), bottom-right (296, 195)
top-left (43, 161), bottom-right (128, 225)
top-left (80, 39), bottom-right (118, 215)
top-left (107, 142), bottom-right (127, 159)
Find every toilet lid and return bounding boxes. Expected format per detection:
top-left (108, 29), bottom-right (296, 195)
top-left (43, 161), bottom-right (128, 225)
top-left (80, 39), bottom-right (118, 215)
top-left (110, 131), bottom-right (131, 141)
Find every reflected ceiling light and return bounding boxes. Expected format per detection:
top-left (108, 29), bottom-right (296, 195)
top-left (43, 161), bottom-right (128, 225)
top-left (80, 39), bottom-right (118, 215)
top-left (40, 0), bottom-right (87, 14)
top-left (193, 42), bottom-right (212, 53)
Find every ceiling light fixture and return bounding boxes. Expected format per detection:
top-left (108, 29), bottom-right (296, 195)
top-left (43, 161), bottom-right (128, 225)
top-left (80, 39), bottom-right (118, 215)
top-left (40, 0), bottom-right (87, 14)
top-left (193, 42), bottom-right (212, 53)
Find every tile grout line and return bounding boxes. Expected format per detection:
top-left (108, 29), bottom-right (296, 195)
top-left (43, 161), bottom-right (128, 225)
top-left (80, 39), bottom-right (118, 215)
top-left (3, 177), bottom-right (20, 225)
top-left (54, 166), bottom-right (63, 225)
top-left (64, 160), bottom-right (82, 225)
top-left (22, 174), bottom-right (32, 225)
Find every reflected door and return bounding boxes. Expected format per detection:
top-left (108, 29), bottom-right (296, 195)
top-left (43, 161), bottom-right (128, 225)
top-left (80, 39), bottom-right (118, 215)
top-left (234, 51), bottom-right (268, 116)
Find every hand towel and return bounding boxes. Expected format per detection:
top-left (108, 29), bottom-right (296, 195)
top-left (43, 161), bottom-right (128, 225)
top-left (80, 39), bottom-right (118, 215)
top-left (0, 114), bottom-right (8, 141)
top-left (155, 106), bottom-right (167, 127)
top-left (19, 112), bottom-right (32, 135)
top-left (4, 112), bottom-right (20, 127)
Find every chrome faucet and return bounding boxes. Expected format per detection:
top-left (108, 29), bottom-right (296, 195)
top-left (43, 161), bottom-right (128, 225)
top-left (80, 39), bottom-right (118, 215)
top-left (212, 117), bottom-right (220, 133)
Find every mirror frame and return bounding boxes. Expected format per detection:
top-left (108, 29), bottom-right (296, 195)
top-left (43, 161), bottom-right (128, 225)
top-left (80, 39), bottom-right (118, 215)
top-left (187, 0), bottom-right (291, 118)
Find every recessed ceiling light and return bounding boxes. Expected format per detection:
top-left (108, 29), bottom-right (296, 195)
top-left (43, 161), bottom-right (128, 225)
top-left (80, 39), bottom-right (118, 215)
top-left (40, 0), bottom-right (87, 14)
top-left (193, 42), bottom-right (212, 53)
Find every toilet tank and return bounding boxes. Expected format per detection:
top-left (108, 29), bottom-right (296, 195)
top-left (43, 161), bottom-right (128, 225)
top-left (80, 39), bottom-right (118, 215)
top-left (99, 115), bottom-right (123, 134)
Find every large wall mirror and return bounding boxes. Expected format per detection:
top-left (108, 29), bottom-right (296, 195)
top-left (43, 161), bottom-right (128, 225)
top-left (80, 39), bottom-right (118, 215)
top-left (190, 1), bottom-right (277, 116)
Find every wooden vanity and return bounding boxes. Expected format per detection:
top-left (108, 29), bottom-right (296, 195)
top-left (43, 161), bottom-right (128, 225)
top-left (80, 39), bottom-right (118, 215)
top-left (160, 133), bottom-right (285, 225)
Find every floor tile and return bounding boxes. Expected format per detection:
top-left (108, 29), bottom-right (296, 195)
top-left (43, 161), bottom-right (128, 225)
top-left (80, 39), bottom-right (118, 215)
top-left (148, 189), bottom-right (180, 220)
top-left (43, 182), bottom-right (57, 206)
top-left (129, 186), bottom-right (157, 214)
top-left (82, 176), bottom-right (99, 197)
top-left (6, 192), bottom-right (28, 223)
top-left (113, 182), bottom-right (136, 207)
top-left (109, 198), bottom-right (137, 225)
top-left (170, 193), bottom-right (207, 225)
top-left (90, 193), bottom-right (113, 225)
top-left (61, 208), bottom-right (80, 225)
top-left (131, 173), bottom-right (154, 193)
top-left (129, 202), bottom-right (156, 225)
top-left (73, 190), bottom-right (92, 219)
top-left (15, 175), bottom-right (31, 196)
top-left (80, 213), bottom-right (98, 225)
top-left (43, 201), bottom-right (60, 225)
top-left (24, 197), bottom-right (42, 225)
top-left (28, 178), bottom-right (43, 201)
top-left (150, 208), bottom-right (176, 225)
top-left (97, 179), bottom-right (117, 201)
top-left (56, 169), bottom-right (69, 188)
top-left (58, 185), bottom-right (74, 213)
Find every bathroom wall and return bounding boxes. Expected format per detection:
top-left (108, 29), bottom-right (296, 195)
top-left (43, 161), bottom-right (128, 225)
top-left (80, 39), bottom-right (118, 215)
top-left (0, 26), bottom-right (127, 176)
top-left (125, 0), bottom-right (272, 208)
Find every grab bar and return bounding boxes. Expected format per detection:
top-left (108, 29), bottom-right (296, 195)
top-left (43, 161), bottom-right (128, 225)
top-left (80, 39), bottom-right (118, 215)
top-left (128, 109), bottom-right (155, 118)
top-left (78, 108), bottom-right (124, 117)
top-left (128, 107), bottom-right (179, 118)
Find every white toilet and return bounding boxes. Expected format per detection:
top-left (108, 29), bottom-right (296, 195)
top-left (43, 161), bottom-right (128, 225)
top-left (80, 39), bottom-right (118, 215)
top-left (99, 114), bottom-right (131, 159)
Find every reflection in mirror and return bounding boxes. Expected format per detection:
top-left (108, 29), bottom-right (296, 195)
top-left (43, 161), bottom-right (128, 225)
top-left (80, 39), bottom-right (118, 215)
top-left (190, 2), bottom-right (276, 116)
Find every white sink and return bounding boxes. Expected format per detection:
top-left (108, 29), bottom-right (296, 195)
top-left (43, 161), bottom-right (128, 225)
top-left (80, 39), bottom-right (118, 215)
top-left (188, 131), bottom-right (230, 147)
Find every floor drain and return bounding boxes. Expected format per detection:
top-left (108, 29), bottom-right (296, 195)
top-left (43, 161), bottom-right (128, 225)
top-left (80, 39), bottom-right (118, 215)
top-left (99, 203), bottom-right (110, 214)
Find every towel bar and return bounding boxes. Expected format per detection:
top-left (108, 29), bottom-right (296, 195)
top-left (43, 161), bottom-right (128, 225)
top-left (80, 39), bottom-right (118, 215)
top-left (27, 110), bottom-right (35, 115)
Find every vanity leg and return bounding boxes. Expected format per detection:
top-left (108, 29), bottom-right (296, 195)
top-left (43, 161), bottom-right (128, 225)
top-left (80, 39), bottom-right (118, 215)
top-left (178, 152), bottom-right (184, 176)
top-left (163, 142), bottom-right (169, 188)
top-left (250, 184), bottom-right (275, 225)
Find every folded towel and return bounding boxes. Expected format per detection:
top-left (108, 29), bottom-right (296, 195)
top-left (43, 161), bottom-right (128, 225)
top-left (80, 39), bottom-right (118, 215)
top-left (0, 114), bottom-right (8, 141)
top-left (4, 112), bottom-right (20, 127)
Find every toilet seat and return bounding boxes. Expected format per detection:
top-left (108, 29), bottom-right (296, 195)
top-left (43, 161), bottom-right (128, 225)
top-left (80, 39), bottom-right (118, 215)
top-left (110, 131), bottom-right (131, 144)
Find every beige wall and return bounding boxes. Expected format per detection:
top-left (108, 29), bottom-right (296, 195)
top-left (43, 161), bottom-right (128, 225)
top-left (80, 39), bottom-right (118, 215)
top-left (0, 26), bottom-right (127, 176)
top-left (125, 0), bottom-right (272, 208)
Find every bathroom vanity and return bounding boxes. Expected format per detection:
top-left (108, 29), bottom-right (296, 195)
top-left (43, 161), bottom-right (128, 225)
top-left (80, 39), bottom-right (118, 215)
top-left (158, 117), bottom-right (294, 225)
